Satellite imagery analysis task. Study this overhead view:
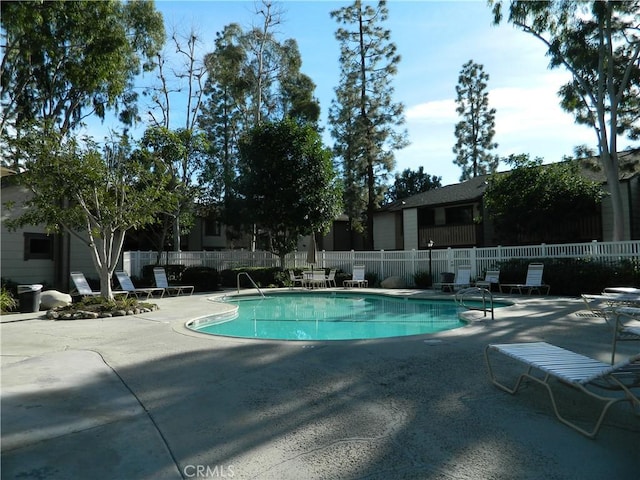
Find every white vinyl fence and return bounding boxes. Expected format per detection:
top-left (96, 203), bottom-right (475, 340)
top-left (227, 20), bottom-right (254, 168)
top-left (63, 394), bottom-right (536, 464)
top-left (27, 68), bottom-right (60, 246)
top-left (124, 240), bottom-right (640, 286)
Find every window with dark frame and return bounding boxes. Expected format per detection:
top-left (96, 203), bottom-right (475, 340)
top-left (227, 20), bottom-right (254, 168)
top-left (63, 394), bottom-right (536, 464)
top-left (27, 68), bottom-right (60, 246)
top-left (445, 205), bottom-right (474, 225)
top-left (204, 215), bottom-right (222, 237)
top-left (24, 233), bottom-right (54, 260)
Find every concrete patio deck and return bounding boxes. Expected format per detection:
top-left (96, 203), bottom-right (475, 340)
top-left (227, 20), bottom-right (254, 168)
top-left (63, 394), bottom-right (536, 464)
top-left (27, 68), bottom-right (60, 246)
top-left (1, 289), bottom-right (638, 479)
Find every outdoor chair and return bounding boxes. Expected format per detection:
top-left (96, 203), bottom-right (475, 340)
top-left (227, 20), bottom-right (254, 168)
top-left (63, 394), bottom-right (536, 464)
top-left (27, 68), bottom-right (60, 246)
top-left (580, 292), bottom-right (640, 327)
top-left (70, 271), bottom-right (128, 299)
top-left (436, 265), bottom-right (472, 292)
top-left (326, 269), bottom-right (337, 288)
top-left (485, 341), bottom-right (640, 438)
top-left (611, 306), bottom-right (640, 364)
top-left (475, 269), bottom-right (500, 291)
top-left (153, 267), bottom-right (194, 296)
top-left (305, 269), bottom-right (327, 289)
top-left (289, 270), bottom-right (304, 288)
top-left (115, 271), bottom-right (165, 300)
top-left (499, 263), bottom-right (550, 295)
top-left (344, 265), bottom-right (368, 288)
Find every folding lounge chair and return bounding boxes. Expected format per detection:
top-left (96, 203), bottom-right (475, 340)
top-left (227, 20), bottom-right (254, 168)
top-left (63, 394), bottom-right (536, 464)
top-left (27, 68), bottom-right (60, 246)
top-left (438, 265), bottom-right (472, 292)
top-left (153, 267), bottom-right (194, 296)
top-left (344, 265), bottom-right (368, 288)
top-left (580, 292), bottom-right (640, 326)
top-left (499, 263), bottom-right (550, 295)
top-left (611, 307), bottom-right (640, 364)
top-left (475, 269), bottom-right (500, 290)
top-left (70, 272), bottom-right (128, 298)
top-left (115, 271), bottom-right (165, 300)
top-left (326, 269), bottom-right (337, 288)
top-left (485, 342), bottom-right (640, 438)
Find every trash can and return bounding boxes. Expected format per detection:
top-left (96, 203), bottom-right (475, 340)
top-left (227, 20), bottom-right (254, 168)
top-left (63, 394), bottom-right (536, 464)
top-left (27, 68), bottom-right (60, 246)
top-left (440, 272), bottom-right (455, 283)
top-left (18, 284), bottom-right (43, 313)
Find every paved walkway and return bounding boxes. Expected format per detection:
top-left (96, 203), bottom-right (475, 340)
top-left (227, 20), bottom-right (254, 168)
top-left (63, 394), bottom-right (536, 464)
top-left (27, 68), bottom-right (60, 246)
top-left (1, 290), bottom-right (638, 479)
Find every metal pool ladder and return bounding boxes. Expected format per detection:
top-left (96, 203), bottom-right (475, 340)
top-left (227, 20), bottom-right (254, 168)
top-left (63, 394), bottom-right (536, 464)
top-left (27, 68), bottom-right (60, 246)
top-left (237, 272), bottom-right (265, 298)
top-left (454, 287), bottom-right (494, 320)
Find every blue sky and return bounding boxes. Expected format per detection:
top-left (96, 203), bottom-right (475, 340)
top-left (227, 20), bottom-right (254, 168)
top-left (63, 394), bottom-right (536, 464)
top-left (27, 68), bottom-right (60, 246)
top-left (91, 0), bottom-right (636, 186)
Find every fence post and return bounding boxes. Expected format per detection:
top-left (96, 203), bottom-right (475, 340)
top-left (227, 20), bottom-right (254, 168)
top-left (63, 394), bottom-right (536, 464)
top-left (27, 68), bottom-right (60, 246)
top-left (471, 247), bottom-right (477, 279)
top-left (446, 247), bottom-right (453, 271)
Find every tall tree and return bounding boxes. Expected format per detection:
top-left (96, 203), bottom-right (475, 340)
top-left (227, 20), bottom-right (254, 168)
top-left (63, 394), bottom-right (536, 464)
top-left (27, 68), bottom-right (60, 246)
top-left (143, 27), bottom-right (209, 251)
top-left (491, 0), bottom-right (640, 241)
top-left (453, 60), bottom-right (499, 181)
top-left (329, 0), bottom-right (408, 250)
top-left (236, 118), bottom-right (342, 266)
top-left (5, 128), bottom-right (172, 299)
top-left (200, 3), bottom-right (321, 249)
top-left (0, 0), bottom-right (164, 164)
top-left (385, 167), bottom-right (442, 203)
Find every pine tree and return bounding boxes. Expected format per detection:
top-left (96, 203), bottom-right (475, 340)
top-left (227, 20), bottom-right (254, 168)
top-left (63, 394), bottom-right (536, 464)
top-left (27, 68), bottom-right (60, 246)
top-left (453, 60), bottom-right (499, 181)
top-left (329, 0), bottom-right (408, 249)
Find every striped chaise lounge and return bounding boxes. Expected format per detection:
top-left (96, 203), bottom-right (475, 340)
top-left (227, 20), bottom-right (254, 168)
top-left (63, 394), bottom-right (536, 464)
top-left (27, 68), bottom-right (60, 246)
top-left (485, 342), bottom-right (640, 438)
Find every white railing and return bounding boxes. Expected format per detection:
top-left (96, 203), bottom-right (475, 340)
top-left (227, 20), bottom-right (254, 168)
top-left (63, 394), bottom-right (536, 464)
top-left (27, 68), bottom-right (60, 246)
top-left (124, 240), bottom-right (640, 286)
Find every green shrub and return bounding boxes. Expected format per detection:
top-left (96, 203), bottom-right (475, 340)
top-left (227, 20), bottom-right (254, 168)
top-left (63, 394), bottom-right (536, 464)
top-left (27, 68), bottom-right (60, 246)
top-left (0, 285), bottom-right (18, 313)
top-left (181, 267), bottom-right (221, 292)
top-left (413, 271), bottom-right (432, 288)
top-left (496, 257), bottom-right (639, 296)
top-left (220, 267), bottom-right (286, 288)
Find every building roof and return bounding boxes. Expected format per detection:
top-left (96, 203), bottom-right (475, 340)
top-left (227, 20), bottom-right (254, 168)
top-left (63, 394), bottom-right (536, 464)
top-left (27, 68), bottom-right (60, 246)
top-left (381, 174), bottom-right (488, 212)
top-left (379, 149), bottom-right (640, 212)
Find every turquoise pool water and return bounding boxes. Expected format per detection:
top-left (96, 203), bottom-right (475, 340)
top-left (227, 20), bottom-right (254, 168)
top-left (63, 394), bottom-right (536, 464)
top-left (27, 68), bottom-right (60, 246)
top-left (189, 292), bottom-right (501, 341)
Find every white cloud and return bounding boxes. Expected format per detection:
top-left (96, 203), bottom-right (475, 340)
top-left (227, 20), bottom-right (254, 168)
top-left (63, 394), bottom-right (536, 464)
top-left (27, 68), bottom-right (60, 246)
top-left (405, 99), bottom-right (456, 123)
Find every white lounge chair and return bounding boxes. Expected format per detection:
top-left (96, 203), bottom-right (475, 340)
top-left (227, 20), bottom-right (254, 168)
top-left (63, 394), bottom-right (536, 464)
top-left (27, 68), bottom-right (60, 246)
top-left (115, 271), bottom-right (165, 300)
top-left (611, 306), bottom-right (640, 364)
top-left (500, 263), bottom-right (550, 295)
top-left (344, 265), bottom-right (368, 288)
top-left (70, 271), bottom-right (127, 298)
top-left (437, 265), bottom-right (471, 292)
top-left (326, 269), bottom-right (337, 288)
top-left (475, 269), bottom-right (500, 290)
top-left (485, 342), bottom-right (640, 438)
top-left (153, 267), bottom-right (194, 296)
top-left (580, 292), bottom-right (640, 327)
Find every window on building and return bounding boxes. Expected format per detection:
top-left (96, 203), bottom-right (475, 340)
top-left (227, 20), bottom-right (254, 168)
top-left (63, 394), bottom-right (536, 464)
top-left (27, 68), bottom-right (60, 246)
top-left (204, 215), bottom-right (222, 237)
top-left (418, 208), bottom-right (435, 226)
top-left (24, 233), bottom-right (54, 260)
top-left (445, 205), bottom-right (474, 225)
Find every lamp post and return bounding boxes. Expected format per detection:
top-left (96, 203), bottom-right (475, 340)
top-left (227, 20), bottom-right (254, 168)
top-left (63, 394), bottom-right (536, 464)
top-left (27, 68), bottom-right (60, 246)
top-left (428, 240), bottom-right (434, 288)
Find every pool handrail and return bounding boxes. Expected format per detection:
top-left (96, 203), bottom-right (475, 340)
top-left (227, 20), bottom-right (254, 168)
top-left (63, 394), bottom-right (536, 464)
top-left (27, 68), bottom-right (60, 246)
top-left (455, 287), bottom-right (494, 320)
top-left (237, 272), bottom-right (265, 298)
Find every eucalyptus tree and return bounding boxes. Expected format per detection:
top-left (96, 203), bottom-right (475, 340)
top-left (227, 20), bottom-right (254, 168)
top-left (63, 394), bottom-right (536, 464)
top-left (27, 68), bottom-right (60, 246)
top-left (491, 0), bottom-right (640, 241)
top-left (453, 60), bottom-right (499, 181)
top-left (200, 2), bottom-right (320, 249)
top-left (0, 0), bottom-right (164, 166)
top-left (236, 118), bottom-right (342, 266)
top-left (329, 0), bottom-right (408, 249)
top-left (5, 129), bottom-right (172, 299)
top-left (142, 27), bottom-right (210, 251)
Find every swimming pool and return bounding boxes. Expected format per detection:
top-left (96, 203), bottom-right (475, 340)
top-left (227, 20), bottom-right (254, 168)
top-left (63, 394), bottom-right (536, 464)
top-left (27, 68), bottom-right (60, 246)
top-left (188, 292), bottom-right (501, 341)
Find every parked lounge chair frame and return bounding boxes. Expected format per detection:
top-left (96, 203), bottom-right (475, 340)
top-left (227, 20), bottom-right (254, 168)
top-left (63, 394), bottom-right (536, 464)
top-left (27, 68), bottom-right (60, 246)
top-left (153, 267), bottom-right (194, 296)
top-left (70, 271), bottom-right (128, 298)
top-left (500, 263), bottom-right (550, 295)
top-left (485, 342), bottom-right (640, 438)
top-left (115, 271), bottom-right (165, 300)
